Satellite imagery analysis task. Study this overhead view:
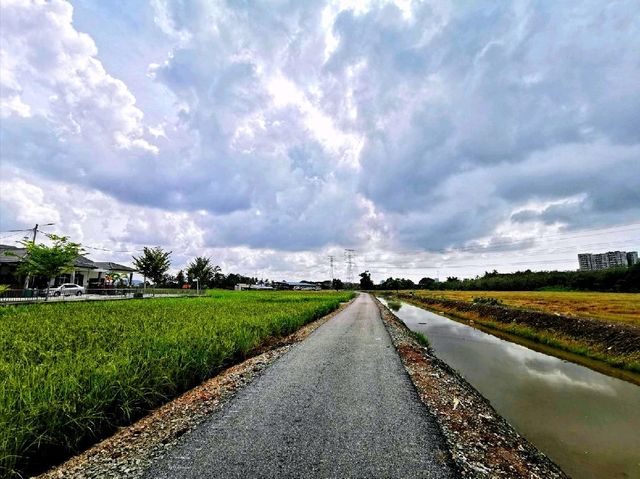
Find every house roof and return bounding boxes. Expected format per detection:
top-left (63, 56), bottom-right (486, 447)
top-left (75, 255), bottom-right (98, 269)
top-left (93, 261), bottom-right (136, 273)
top-left (0, 246), bottom-right (26, 263)
top-left (276, 280), bottom-right (318, 287)
top-left (0, 245), bottom-right (110, 270)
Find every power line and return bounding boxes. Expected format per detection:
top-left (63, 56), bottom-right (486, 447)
top-left (303, 233), bottom-right (640, 279)
top-left (362, 237), bottom-right (640, 267)
top-left (365, 258), bottom-right (575, 270)
top-left (386, 223), bottom-right (640, 257)
top-left (21, 223), bottom-right (55, 288)
top-left (82, 244), bottom-right (142, 254)
top-left (35, 230), bottom-right (141, 254)
top-left (0, 230), bottom-right (30, 233)
top-left (362, 238), bottom-right (640, 273)
top-left (0, 231), bottom-right (29, 241)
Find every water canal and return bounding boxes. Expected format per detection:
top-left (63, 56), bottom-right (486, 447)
top-left (380, 298), bottom-right (640, 479)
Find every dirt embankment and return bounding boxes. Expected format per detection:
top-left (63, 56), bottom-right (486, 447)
top-left (399, 293), bottom-right (640, 364)
top-left (373, 297), bottom-right (567, 479)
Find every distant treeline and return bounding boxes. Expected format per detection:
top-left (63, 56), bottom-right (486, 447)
top-left (362, 264), bottom-right (640, 292)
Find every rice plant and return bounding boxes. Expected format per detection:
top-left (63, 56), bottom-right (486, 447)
top-left (0, 290), bottom-right (353, 478)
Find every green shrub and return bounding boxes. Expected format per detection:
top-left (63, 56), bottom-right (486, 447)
top-left (387, 300), bottom-right (402, 311)
top-left (472, 296), bottom-right (504, 306)
top-left (412, 331), bottom-right (430, 348)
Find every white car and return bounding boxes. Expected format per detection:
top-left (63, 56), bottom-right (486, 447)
top-left (49, 283), bottom-right (85, 296)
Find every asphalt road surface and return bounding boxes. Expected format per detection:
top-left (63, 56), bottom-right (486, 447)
top-left (146, 293), bottom-right (456, 478)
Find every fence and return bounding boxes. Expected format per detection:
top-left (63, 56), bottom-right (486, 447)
top-left (0, 287), bottom-right (202, 304)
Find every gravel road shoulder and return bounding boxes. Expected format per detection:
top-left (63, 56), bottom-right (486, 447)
top-left (36, 298), bottom-right (355, 479)
top-left (373, 296), bottom-right (567, 479)
top-left (144, 293), bottom-right (455, 479)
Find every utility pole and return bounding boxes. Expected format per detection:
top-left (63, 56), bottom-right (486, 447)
top-left (23, 223), bottom-right (55, 290)
top-left (344, 249), bottom-right (356, 287)
top-left (23, 224), bottom-right (38, 290)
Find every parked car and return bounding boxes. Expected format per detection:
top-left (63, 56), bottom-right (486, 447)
top-left (48, 283), bottom-right (85, 296)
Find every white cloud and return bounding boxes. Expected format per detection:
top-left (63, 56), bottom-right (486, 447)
top-left (0, 95), bottom-right (31, 118)
top-left (0, 176), bottom-right (61, 228)
top-left (1, 0), bottom-right (639, 280)
top-left (0, 0), bottom-right (156, 153)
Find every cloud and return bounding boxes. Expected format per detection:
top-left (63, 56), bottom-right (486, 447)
top-left (323, 0), bottom-right (640, 248)
top-left (0, 0), bottom-right (157, 153)
top-left (0, 166), bottom-right (340, 279)
top-left (1, 0), bottom-right (639, 272)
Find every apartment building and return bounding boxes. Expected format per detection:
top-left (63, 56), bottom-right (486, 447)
top-left (577, 250), bottom-right (638, 271)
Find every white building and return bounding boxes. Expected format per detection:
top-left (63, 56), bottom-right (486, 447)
top-left (577, 250), bottom-right (638, 271)
top-left (0, 244), bottom-right (136, 288)
top-left (234, 283), bottom-right (274, 291)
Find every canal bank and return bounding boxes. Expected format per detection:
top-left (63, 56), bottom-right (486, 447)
top-left (378, 297), bottom-right (640, 479)
top-left (373, 297), bottom-right (566, 479)
top-left (396, 293), bottom-right (640, 373)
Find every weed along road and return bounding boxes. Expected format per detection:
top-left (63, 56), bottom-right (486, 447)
top-left (145, 294), bottom-right (455, 478)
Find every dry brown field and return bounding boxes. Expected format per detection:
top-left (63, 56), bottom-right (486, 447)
top-left (412, 290), bottom-right (640, 327)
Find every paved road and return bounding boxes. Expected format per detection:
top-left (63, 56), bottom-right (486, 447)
top-left (0, 292), bottom-right (198, 305)
top-left (146, 294), bottom-right (455, 478)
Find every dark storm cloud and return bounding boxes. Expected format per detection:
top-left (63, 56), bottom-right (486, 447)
top-left (325, 1), bottom-right (640, 248)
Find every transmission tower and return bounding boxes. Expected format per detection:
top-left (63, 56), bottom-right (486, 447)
top-left (344, 249), bottom-right (356, 285)
top-left (328, 255), bottom-right (336, 282)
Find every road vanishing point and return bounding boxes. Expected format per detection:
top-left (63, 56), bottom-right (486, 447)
top-left (146, 293), bottom-right (455, 478)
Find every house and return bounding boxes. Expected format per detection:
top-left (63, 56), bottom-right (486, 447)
top-left (0, 244), bottom-right (136, 288)
top-left (234, 283), bottom-right (274, 291)
top-left (272, 280), bottom-right (321, 291)
top-left (88, 262), bottom-right (137, 289)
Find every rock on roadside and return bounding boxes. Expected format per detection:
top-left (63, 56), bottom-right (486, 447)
top-left (373, 296), bottom-right (567, 479)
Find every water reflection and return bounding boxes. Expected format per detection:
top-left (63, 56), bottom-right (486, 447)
top-left (382, 299), bottom-right (640, 479)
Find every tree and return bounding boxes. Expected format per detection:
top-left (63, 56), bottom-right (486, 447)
top-left (186, 256), bottom-right (221, 288)
top-left (218, 272), bottom-right (255, 289)
top-left (379, 277), bottom-right (399, 291)
top-left (11, 234), bottom-right (82, 298)
top-left (176, 270), bottom-right (186, 287)
top-left (418, 277), bottom-right (436, 289)
top-left (132, 247), bottom-right (171, 289)
top-left (160, 273), bottom-right (176, 288)
top-left (359, 270), bottom-right (374, 290)
top-left (332, 278), bottom-right (344, 290)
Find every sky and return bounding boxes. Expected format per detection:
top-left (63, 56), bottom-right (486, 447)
top-left (1, 0), bottom-right (639, 283)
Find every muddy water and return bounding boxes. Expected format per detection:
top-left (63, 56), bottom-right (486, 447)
top-left (381, 299), bottom-right (640, 479)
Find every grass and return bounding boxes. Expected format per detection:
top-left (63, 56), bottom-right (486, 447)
top-left (398, 293), bottom-right (640, 373)
top-left (410, 290), bottom-right (640, 327)
top-left (479, 319), bottom-right (640, 373)
top-left (411, 331), bottom-right (430, 348)
top-left (386, 299), bottom-right (402, 312)
top-left (0, 290), bottom-right (353, 478)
